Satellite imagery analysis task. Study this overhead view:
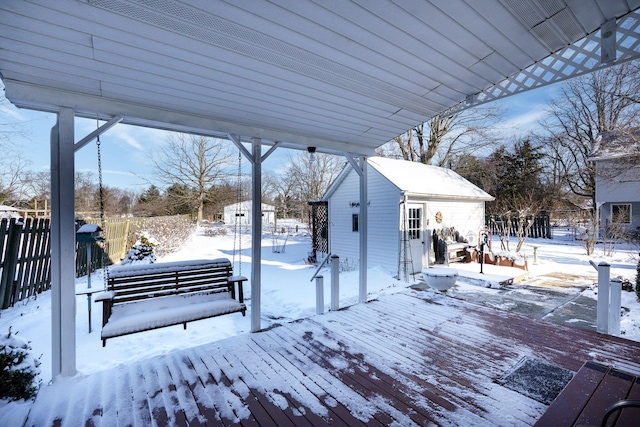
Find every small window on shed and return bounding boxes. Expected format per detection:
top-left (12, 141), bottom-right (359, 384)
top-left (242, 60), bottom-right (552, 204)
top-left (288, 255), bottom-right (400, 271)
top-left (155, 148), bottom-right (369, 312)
top-left (612, 204), bottom-right (631, 224)
top-left (352, 213), bottom-right (359, 232)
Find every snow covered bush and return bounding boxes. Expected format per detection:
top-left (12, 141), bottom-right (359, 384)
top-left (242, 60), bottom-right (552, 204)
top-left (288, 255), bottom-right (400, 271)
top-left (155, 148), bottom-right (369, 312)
top-left (128, 215), bottom-right (196, 256)
top-left (203, 226), bottom-right (227, 237)
top-left (121, 232), bottom-right (158, 264)
top-left (0, 327), bottom-right (41, 402)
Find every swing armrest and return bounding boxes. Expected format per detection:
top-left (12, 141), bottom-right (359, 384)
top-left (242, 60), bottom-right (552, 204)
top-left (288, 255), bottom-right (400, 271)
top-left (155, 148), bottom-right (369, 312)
top-left (227, 276), bottom-right (247, 303)
top-left (95, 291), bottom-right (115, 302)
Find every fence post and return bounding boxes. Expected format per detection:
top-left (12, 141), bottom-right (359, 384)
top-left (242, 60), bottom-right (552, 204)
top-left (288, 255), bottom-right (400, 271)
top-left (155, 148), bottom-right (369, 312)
top-left (609, 277), bottom-right (622, 335)
top-left (330, 255), bottom-right (340, 311)
top-left (315, 275), bottom-right (324, 315)
top-left (0, 220), bottom-right (22, 309)
top-left (596, 262), bottom-right (610, 334)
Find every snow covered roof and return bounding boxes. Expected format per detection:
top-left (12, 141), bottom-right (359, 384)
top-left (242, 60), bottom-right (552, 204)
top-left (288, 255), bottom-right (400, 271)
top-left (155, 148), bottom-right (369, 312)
top-left (328, 157), bottom-right (494, 201)
top-left (0, 205), bottom-right (21, 219)
top-left (590, 129), bottom-right (640, 160)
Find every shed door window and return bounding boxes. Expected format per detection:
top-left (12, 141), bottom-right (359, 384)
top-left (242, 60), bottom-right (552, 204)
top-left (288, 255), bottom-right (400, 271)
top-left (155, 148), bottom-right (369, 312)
top-left (408, 208), bottom-right (421, 239)
top-left (612, 204), bottom-right (631, 224)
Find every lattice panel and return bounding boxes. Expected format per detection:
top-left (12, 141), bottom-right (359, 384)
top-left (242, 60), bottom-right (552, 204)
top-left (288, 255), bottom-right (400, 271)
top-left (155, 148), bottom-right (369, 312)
top-left (465, 11), bottom-right (640, 110)
top-left (309, 201), bottom-right (329, 261)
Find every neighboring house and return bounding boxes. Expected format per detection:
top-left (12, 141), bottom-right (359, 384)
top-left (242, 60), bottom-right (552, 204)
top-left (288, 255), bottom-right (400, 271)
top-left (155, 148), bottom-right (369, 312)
top-left (223, 200), bottom-right (275, 226)
top-left (322, 157), bottom-right (494, 277)
top-left (591, 130), bottom-right (640, 238)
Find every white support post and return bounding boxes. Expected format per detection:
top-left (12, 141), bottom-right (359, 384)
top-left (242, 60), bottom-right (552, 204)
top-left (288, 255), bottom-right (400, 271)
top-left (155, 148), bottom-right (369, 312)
top-left (315, 275), bottom-right (324, 315)
top-left (330, 255), bottom-right (340, 311)
top-left (609, 277), bottom-right (622, 335)
top-left (345, 154), bottom-right (368, 304)
top-left (596, 262), bottom-right (610, 334)
top-left (50, 108), bottom-right (77, 378)
top-left (359, 156), bottom-right (367, 303)
top-left (250, 138), bottom-right (262, 333)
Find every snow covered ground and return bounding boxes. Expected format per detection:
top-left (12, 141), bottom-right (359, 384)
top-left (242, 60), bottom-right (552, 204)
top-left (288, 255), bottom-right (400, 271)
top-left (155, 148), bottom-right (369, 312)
top-left (1, 221), bottom-right (639, 424)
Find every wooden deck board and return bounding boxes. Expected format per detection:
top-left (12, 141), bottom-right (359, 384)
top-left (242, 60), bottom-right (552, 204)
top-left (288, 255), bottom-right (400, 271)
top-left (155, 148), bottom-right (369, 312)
top-left (617, 378), bottom-right (640, 426)
top-left (320, 299), bottom-right (544, 425)
top-left (25, 292), bottom-right (640, 426)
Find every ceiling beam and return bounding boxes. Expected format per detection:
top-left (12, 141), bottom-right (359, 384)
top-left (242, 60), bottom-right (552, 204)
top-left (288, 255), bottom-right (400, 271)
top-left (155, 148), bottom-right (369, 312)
top-left (5, 80), bottom-right (377, 157)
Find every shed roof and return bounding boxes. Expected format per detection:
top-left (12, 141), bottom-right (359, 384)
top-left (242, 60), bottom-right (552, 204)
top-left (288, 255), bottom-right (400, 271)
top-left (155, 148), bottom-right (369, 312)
top-left (325, 157), bottom-right (494, 202)
top-left (369, 157), bottom-right (495, 201)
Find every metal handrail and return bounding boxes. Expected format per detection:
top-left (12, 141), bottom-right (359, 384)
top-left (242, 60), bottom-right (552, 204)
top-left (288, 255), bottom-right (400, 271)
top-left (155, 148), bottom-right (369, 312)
top-left (600, 399), bottom-right (640, 427)
top-left (310, 253), bottom-right (332, 282)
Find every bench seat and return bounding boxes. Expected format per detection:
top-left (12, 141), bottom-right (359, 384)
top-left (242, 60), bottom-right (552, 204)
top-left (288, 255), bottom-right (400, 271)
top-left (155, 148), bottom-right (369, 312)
top-left (97, 258), bottom-right (246, 345)
top-left (99, 291), bottom-right (245, 339)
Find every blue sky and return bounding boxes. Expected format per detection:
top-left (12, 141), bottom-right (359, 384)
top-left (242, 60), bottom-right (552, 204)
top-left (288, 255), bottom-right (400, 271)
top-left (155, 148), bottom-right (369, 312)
top-left (1, 84), bottom-right (559, 193)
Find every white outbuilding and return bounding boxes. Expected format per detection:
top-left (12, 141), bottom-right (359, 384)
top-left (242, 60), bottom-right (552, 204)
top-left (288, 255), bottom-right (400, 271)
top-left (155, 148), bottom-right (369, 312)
top-left (223, 200), bottom-right (275, 226)
top-left (322, 157), bottom-right (494, 278)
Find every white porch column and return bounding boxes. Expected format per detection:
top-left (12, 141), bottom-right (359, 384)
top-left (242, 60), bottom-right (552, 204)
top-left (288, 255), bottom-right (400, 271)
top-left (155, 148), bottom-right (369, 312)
top-left (50, 108), bottom-right (76, 378)
top-left (346, 154), bottom-right (368, 304)
top-left (250, 138), bottom-right (262, 332)
top-left (358, 156), bottom-right (368, 303)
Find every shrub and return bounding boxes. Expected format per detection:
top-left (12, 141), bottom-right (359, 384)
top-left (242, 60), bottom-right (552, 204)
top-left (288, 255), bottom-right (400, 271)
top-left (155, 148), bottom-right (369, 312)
top-left (121, 232), bottom-right (158, 265)
top-left (0, 327), bottom-right (41, 402)
top-left (130, 216), bottom-right (196, 256)
top-left (203, 226), bottom-right (227, 237)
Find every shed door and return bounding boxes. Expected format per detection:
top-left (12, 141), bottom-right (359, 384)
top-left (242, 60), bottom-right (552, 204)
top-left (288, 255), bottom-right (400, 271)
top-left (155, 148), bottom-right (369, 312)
top-left (405, 203), bottom-right (426, 274)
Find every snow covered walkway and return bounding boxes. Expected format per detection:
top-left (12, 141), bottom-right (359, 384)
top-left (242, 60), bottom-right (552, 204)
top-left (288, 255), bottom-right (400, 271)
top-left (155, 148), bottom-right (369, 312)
top-left (24, 291), bottom-right (640, 426)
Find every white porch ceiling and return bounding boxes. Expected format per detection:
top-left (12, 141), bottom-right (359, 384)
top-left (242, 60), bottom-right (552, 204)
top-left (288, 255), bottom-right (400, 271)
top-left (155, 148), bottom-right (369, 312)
top-left (1, 0), bottom-right (639, 155)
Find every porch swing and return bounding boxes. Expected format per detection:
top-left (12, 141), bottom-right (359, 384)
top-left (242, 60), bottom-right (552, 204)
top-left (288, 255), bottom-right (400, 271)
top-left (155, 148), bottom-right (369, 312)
top-left (93, 129), bottom-right (247, 346)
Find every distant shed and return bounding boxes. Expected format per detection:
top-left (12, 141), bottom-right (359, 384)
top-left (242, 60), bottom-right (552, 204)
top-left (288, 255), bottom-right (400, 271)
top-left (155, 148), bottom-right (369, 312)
top-left (223, 200), bottom-right (275, 226)
top-left (322, 157), bottom-right (494, 277)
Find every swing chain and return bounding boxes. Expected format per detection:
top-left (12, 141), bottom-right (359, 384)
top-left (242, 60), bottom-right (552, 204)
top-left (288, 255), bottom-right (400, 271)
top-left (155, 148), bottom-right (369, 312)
top-left (96, 123), bottom-right (110, 290)
top-left (233, 151), bottom-right (242, 276)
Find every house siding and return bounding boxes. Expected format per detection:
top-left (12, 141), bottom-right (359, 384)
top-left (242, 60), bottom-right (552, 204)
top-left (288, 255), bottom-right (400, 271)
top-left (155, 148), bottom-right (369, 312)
top-left (223, 201), bottom-right (275, 225)
top-left (601, 202), bottom-right (640, 232)
top-left (328, 168), bottom-right (401, 275)
top-left (595, 160), bottom-right (640, 233)
top-left (426, 200), bottom-right (485, 245)
top-left (595, 161), bottom-right (640, 204)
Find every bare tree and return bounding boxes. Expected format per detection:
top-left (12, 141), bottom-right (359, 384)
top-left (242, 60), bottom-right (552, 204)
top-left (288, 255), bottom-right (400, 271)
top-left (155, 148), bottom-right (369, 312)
top-left (22, 170), bottom-right (50, 214)
top-left (280, 152), bottom-right (345, 221)
top-left (540, 61), bottom-right (640, 253)
top-left (151, 133), bottom-right (233, 224)
top-left (75, 171), bottom-right (97, 215)
top-left (384, 106), bottom-right (502, 166)
top-left (0, 154), bottom-right (30, 205)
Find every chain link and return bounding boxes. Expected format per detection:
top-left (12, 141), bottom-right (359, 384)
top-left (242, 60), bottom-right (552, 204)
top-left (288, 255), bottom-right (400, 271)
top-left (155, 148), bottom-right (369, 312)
top-left (232, 151), bottom-right (242, 276)
top-left (96, 120), bottom-right (110, 290)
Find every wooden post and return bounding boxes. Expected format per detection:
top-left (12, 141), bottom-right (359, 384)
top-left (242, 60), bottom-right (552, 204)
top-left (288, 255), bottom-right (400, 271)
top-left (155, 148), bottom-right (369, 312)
top-left (330, 255), bottom-right (339, 311)
top-left (609, 277), bottom-right (621, 335)
top-left (596, 262), bottom-right (610, 334)
top-left (315, 275), bottom-right (324, 315)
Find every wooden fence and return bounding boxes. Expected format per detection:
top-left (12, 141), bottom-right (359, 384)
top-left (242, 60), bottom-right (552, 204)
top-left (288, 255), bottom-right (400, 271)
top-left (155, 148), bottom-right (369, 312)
top-left (0, 218), bottom-right (52, 309)
top-left (485, 214), bottom-right (552, 239)
top-left (1, 215), bottom-right (191, 309)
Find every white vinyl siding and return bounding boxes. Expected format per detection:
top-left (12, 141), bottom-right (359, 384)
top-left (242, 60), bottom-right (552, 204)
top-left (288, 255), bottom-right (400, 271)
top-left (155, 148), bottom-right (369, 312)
top-left (426, 200), bottom-right (485, 245)
top-left (327, 158), bottom-right (490, 277)
top-left (328, 167), bottom-right (400, 274)
top-left (595, 160), bottom-right (640, 204)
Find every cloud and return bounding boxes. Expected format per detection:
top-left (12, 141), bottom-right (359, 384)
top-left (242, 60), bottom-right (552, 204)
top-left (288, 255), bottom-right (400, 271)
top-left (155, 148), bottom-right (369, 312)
top-left (500, 108), bottom-right (548, 131)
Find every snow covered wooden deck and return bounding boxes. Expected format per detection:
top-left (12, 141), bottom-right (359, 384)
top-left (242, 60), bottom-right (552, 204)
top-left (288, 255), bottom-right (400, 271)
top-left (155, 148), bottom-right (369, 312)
top-left (26, 291), bottom-right (640, 426)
